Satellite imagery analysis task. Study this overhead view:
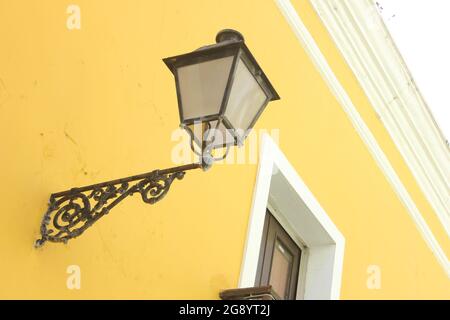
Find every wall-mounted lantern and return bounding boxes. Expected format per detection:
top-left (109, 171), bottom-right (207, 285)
top-left (164, 29), bottom-right (279, 168)
top-left (35, 29), bottom-right (280, 248)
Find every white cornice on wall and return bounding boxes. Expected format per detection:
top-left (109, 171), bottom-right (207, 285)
top-left (310, 0), bottom-right (450, 236)
top-left (274, 0), bottom-right (449, 277)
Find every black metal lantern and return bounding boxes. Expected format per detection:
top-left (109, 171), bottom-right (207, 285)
top-left (35, 29), bottom-right (280, 248)
top-left (163, 29), bottom-right (280, 168)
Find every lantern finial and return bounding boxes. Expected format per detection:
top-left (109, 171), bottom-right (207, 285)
top-left (216, 29), bottom-right (244, 43)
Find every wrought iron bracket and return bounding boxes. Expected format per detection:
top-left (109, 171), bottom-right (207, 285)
top-left (35, 163), bottom-right (202, 248)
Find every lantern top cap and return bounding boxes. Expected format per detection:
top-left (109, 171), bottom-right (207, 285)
top-left (215, 29), bottom-right (244, 43)
top-left (163, 29), bottom-right (280, 101)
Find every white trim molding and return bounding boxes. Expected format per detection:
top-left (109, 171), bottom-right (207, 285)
top-left (239, 134), bottom-right (345, 300)
top-left (310, 0), bottom-right (450, 236)
top-left (274, 0), bottom-right (450, 277)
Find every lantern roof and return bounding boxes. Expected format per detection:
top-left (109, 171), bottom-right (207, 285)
top-left (163, 30), bottom-right (280, 102)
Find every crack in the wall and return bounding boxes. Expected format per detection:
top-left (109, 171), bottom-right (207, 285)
top-left (64, 130), bottom-right (78, 146)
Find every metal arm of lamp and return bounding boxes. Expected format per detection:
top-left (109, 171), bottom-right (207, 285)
top-left (34, 162), bottom-right (203, 248)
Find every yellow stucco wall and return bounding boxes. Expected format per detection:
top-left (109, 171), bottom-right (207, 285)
top-left (0, 0), bottom-right (448, 299)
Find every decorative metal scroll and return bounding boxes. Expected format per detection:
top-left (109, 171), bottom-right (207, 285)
top-left (35, 163), bottom-right (201, 248)
top-left (182, 120), bottom-right (231, 170)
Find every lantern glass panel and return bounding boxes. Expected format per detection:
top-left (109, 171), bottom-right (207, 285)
top-left (224, 58), bottom-right (268, 138)
top-left (177, 55), bottom-right (234, 122)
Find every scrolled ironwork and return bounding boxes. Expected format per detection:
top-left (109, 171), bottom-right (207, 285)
top-left (35, 163), bottom-right (201, 248)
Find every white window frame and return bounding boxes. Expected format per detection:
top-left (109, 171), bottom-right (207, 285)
top-left (238, 134), bottom-right (345, 300)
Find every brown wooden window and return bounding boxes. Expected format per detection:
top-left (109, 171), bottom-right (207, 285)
top-left (255, 210), bottom-right (302, 300)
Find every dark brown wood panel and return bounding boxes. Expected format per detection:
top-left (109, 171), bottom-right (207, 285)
top-left (255, 209), bottom-right (301, 300)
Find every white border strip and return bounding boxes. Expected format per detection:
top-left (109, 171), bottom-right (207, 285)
top-left (310, 0), bottom-right (450, 237)
top-left (274, 0), bottom-right (450, 277)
